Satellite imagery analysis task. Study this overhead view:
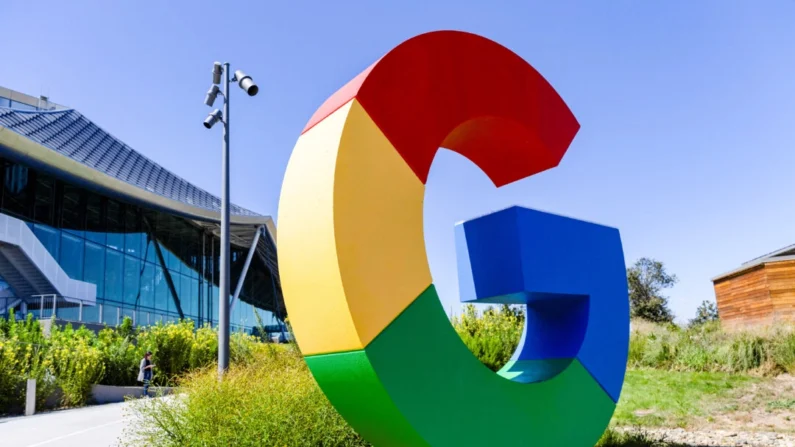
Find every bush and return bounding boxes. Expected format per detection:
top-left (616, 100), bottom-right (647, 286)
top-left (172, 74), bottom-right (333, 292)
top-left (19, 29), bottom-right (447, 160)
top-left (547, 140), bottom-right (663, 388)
top-left (96, 327), bottom-right (140, 386)
top-left (122, 345), bottom-right (367, 447)
top-left (0, 312), bottom-right (266, 414)
top-left (0, 313), bottom-right (54, 412)
top-left (47, 323), bottom-right (105, 407)
top-left (451, 304), bottom-right (523, 372)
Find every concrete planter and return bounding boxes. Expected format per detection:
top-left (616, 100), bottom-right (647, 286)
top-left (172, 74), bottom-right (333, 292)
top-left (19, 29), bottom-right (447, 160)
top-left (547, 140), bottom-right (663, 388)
top-left (90, 384), bottom-right (175, 404)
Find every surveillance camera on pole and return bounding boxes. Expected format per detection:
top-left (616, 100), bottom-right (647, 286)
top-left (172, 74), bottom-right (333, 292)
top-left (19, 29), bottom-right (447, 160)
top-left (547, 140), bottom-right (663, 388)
top-left (212, 62), bottom-right (223, 85)
top-left (203, 109), bottom-right (223, 129)
top-left (204, 85), bottom-right (221, 107)
top-left (201, 61), bottom-right (258, 379)
top-left (234, 70), bottom-right (258, 96)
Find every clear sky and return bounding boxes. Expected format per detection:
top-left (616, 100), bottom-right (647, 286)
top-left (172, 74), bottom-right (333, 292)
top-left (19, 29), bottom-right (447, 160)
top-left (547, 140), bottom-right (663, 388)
top-left (2, 1), bottom-right (794, 323)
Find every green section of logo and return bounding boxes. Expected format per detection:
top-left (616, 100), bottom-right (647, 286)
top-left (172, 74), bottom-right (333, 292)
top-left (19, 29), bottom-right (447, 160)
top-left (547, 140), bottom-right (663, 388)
top-left (306, 286), bottom-right (615, 447)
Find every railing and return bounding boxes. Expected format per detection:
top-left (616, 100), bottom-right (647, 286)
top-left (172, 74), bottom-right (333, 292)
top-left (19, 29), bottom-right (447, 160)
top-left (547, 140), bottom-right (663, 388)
top-left (0, 294), bottom-right (95, 322)
top-left (0, 295), bottom-right (284, 336)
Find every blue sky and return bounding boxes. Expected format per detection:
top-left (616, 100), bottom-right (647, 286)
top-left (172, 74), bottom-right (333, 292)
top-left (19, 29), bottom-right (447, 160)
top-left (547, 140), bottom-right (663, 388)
top-left (2, 1), bottom-right (794, 323)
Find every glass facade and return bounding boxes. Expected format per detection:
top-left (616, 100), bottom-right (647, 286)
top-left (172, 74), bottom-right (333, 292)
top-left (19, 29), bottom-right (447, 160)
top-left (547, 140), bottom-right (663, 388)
top-left (0, 155), bottom-right (283, 332)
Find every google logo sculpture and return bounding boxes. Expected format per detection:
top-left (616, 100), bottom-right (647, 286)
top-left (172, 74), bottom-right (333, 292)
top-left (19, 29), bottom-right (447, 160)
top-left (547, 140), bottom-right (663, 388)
top-left (278, 31), bottom-right (629, 446)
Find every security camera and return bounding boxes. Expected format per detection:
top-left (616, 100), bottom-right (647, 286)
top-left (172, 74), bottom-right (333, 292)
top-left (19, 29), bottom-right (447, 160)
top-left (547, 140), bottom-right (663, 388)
top-left (234, 70), bottom-right (258, 96)
top-left (203, 109), bottom-right (223, 129)
top-left (212, 62), bottom-right (223, 85)
top-left (204, 85), bottom-right (220, 107)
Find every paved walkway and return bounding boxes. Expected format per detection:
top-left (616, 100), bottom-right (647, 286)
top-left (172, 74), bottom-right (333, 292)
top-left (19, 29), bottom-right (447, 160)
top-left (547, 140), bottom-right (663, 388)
top-left (0, 401), bottom-right (130, 447)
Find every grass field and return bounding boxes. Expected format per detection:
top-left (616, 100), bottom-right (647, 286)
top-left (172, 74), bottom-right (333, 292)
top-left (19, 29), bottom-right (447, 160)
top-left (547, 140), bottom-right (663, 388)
top-left (614, 369), bottom-right (795, 432)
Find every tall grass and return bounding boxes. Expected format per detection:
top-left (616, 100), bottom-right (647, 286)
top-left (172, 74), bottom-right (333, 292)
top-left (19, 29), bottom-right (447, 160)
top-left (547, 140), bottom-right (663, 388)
top-left (122, 344), bottom-right (367, 447)
top-left (122, 337), bottom-right (687, 446)
top-left (122, 306), bottom-right (795, 445)
top-left (628, 320), bottom-right (795, 375)
top-left (451, 304), bottom-right (795, 375)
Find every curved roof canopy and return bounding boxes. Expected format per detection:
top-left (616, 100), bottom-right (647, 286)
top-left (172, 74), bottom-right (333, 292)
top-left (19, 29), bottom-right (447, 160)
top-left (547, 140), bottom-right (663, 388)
top-left (0, 107), bottom-right (272, 227)
top-left (0, 106), bottom-right (283, 318)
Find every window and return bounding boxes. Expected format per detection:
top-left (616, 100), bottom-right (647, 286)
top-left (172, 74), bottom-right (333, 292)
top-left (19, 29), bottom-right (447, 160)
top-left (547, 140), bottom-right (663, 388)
top-left (144, 236), bottom-right (157, 264)
top-left (85, 193), bottom-right (105, 245)
top-left (33, 224), bottom-right (59, 260)
top-left (124, 206), bottom-right (142, 258)
top-left (9, 100), bottom-right (37, 111)
top-left (60, 184), bottom-right (85, 237)
top-left (123, 255), bottom-right (141, 306)
top-left (181, 274), bottom-right (193, 318)
top-left (210, 285), bottom-right (219, 324)
top-left (102, 304), bottom-right (119, 326)
top-left (84, 242), bottom-right (105, 299)
top-left (60, 232), bottom-right (84, 281)
top-left (81, 304), bottom-right (100, 324)
top-left (191, 279), bottom-right (200, 321)
top-left (154, 266), bottom-right (170, 313)
top-left (140, 263), bottom-right (155, 309)
top-left (106, 200), bottom-right (124, 251)
top-left (232, 299), bottom-right (241, 327)
top-left (105, 248), bottom-right (124, 302)
top-left (136, 310), bottom-right (150, 327)
top-left (3, 163), bottom-right (30, 218)
top-left (33, 175), bottom-right (55, 225)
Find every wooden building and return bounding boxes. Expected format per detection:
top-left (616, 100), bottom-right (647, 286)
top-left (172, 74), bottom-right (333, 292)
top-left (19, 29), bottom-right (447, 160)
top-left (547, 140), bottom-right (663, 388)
top-left (712, 245), bottom-right (795, 328)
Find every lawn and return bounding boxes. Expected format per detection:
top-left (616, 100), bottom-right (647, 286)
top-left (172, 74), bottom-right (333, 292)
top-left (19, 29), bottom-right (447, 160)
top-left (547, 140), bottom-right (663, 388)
top-left (614, 369), bottom-right (795, 432)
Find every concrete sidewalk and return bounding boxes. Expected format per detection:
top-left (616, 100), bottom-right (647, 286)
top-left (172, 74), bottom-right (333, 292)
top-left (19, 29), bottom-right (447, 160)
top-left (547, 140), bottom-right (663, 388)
top-left (0, 401), bottom-right (130, 447)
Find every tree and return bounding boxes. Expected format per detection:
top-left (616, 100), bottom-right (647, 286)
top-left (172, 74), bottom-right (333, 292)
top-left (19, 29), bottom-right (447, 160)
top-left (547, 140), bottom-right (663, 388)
top-left (627, 258), bottom-right (677, 323)
top-left (689, 299), bottom-right (719, 327)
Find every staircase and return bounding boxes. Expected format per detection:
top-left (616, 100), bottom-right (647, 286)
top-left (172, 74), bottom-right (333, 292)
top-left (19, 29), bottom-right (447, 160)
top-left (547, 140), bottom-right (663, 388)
top-left (0, 212), bottom-right (96, 313)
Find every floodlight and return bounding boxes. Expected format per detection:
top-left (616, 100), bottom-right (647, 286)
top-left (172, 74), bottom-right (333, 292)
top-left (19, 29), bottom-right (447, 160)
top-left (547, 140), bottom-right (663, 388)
top-left (203, 109), bottom-right (223, 129)
top-left (234, 70), bottom-right (258, 96)
top-left (212, 62), bottom-right (223, 85)
top-left (205, 85), bottom-right (220, 107)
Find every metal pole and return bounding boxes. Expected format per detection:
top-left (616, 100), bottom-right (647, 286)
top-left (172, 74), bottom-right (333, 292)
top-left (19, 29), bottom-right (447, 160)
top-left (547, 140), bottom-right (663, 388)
top-left (218, 62), bottom-right (231, 377)
top-left (230, 226), bottom-right (263, 313)
top-left (52, 295), bottom-right (56, 319)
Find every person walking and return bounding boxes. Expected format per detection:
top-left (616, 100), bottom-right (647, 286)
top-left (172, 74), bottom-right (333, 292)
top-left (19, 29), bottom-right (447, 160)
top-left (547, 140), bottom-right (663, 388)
top-left (137, 351), bottom-right (155, 397)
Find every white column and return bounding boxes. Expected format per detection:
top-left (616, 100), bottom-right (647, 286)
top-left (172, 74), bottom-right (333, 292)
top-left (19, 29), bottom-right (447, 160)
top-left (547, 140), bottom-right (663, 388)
top-left (25, 379), bottom-right (36, 416)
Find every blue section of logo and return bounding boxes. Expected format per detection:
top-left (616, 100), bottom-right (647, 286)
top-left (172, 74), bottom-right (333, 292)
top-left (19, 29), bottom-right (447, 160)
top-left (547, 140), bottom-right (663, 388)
top-left (455, 206), bottom-right (629, 402)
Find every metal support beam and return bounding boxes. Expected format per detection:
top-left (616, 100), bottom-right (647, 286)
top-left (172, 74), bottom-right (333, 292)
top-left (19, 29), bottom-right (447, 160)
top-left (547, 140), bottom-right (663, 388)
top-left (230, 226), bottom-right (263, 313)
top-left (143, 217), bottom-right (185, 320)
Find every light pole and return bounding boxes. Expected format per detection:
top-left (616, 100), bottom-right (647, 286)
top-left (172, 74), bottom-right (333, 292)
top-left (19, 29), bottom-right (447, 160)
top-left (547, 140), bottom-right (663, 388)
top-left (203, 61), bottom-right (258, 377)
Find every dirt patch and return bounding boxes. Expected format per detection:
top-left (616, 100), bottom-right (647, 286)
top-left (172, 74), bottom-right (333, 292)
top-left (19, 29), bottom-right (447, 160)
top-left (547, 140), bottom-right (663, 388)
top-left (695, 374), bottom-right (795, 433)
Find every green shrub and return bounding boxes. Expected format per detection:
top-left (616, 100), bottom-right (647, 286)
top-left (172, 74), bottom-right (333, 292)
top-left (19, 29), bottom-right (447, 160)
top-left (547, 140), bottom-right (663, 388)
top-left (0, 313), bottom-right (54, 413)
top-left (122, 345), bottom-right (367, 447)
top-left (96, 326), bottom-right (141, 386)
top-left (188, 324), bottom-right (218, 369)
top-left (0, 312), bottom-right (275, 414)
top-left (136, 320), bottom-right (197, 386)
top-left (47, 324), bottom-right (105, 407)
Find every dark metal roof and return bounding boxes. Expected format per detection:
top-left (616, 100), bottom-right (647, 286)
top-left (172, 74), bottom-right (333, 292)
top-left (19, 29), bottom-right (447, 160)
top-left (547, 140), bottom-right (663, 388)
top-left (712, 243), bottom-right (795, 282)
top-left (0, 107), bottom-right (261, 218)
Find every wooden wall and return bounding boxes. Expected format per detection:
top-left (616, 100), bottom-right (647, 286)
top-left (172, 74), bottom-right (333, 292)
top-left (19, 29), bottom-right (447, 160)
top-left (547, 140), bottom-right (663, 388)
top-left (713, 260), bottom-right (795, 329)
top-left (766, 260), bottom-right (795, 321)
